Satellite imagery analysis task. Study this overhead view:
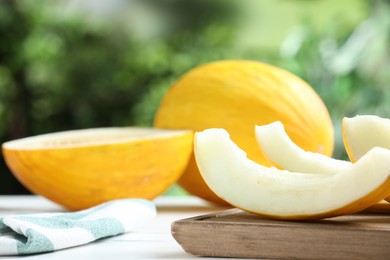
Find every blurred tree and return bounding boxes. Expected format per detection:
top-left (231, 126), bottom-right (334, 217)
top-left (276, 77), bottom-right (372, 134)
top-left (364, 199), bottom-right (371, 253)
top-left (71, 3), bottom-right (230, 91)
top-left (0, 0), bottom-right (242, 194)
top-left (0, 0), bottom-right (33, 194)
top-left (275, 0), bottom-right (390, 160)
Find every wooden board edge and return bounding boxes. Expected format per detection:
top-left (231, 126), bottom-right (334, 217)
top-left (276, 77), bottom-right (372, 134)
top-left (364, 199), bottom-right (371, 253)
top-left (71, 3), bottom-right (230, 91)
top-left (171, 210), bottom-right (390, 259)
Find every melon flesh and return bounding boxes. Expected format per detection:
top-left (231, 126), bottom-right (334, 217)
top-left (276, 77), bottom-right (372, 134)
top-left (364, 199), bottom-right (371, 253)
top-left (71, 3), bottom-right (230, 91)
top-left (195, 128), bottom-right (390, 220)
top-left (343, 115), bottom-right (390, 162)
top-left (255, 121), bottom-right (350, 174)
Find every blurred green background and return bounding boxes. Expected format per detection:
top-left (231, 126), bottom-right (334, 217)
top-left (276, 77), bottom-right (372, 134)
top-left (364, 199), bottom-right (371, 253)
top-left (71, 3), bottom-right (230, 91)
top-left (1, 0), bottom-right (389, 195)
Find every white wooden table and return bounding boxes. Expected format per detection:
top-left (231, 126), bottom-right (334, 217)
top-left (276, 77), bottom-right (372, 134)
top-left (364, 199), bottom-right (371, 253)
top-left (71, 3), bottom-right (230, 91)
top-left (0, 195), bottom-right (232, 260)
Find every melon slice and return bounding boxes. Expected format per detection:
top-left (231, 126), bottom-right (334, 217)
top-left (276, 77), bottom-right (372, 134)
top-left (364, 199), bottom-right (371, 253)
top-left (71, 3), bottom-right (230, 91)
top-left (342, 115), bottom-right (390, 162)
top-left (342, 115), bottom-right (390, 203)
top-left (255, 121), bottom-right (388, 210)
top-left (255, 121), bottom-right (350, 174)
top-left (2, 127), bottom-right (193, 210)
top-left (194, 128), bottom-right (390, 220)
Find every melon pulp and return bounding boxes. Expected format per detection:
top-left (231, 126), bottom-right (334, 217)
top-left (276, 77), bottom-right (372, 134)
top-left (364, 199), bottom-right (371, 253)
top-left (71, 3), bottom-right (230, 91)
top-left (194, 128), bottom-right (390, 220)
top-left (343, 115), bottom-right (390, 162)
top-left (255, 121), bottom-right (350, 174)
top-left (342, 115), bottom-right (390, 203)
top-left (255, 121), bottom-right (389, 209)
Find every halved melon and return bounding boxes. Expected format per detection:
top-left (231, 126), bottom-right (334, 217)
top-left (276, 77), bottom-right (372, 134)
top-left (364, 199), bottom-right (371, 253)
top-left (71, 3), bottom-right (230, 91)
top-left (195, 128), bottom-right (390, 220)
top-left (343, 115), bottom-right (390, 162)
top-left (2, 128), bottom-right (193, 210)
top-left (255, 121), bottom-right (350, 174)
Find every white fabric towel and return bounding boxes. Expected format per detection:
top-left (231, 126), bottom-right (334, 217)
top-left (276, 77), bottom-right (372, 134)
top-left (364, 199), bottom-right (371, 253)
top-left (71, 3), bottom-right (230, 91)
top-left (0, 199), bottom-right (156, 255)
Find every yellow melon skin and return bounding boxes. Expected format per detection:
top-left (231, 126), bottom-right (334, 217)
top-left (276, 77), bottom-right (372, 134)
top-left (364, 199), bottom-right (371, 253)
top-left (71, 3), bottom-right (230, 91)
top-left (2, 128), bottom-right (193, 210)
top-left (154, 60), bottom-right (334, 204)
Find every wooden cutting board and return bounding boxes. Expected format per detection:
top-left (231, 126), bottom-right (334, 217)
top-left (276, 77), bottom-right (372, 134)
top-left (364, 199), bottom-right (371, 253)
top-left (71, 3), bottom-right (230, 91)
top-left (171, 209), bottom-right (390, 259)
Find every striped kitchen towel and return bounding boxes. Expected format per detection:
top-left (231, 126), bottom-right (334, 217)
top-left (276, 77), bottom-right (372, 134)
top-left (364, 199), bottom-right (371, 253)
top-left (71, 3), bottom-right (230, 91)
top-left (0, 199), bottom-right (156, 255)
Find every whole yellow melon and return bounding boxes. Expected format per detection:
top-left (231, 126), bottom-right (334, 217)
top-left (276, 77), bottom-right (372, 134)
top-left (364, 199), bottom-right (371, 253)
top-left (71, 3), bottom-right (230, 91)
top-left (154, 60), bottom-right (334, 204)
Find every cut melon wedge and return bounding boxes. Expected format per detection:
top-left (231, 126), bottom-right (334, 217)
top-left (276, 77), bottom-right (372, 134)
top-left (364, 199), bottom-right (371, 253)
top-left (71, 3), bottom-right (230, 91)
top-left (342, 115), bottom-right (390, 162)
top-left (342, 115), bottom-right (390, 203)
top-left (255, 121), bottom-right (350, 174)
top-left (255, 121), bottom-right (388, 210)
top-left (2, 127), bottom-right (193, 210)
top-left (195, 128), bottom-right (390, 220)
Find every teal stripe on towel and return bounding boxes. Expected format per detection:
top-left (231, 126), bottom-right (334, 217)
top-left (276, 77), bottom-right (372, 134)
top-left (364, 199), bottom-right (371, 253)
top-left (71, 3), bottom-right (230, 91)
top-left (76, 219), bottom-right (124, 239)
top-left (0, 217), bottom-right (12, 233)
top-left (14, 215), bottom-right (125, 239)
top-left (17, 229), bottom-right (54, 255)
top-left (0, 198), bottom-right (156, 256)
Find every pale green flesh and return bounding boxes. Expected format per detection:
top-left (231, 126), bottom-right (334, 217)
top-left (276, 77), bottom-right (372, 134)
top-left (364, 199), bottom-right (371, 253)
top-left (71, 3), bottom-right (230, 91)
top-left (344, 115), bottom-right (390, 161)
top-left (2, 128), bottom-right (191, 150)
top-left (195, 128), bottom-right (390, 217)
top-left (255, 121), bottom-right (350, 174)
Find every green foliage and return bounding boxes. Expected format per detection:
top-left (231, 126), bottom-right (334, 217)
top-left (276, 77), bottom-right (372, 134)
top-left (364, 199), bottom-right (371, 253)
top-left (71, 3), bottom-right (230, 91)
top-left (274, 0), bottom-right (390, 159)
